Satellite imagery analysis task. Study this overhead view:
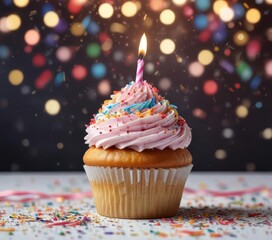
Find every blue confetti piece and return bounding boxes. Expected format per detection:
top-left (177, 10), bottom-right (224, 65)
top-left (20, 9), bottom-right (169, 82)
top-left (88, 22), bottom-right (100, 35)
top-left (219, 60), bottom-right (234, 73)
top-left (250, 75), bottom-right (262, 90)
top-left (54, 72), bottom-right (65, 86)
top-left (82, 16), bottom-right (91, 29)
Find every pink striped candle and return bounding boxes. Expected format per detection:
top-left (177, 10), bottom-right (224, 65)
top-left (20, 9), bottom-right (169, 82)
top-left (135, 58), bottom-right (144, 83)
top-left (135, 33), bottom-right (147, 84)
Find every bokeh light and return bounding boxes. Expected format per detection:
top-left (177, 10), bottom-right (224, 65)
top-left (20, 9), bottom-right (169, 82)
top-left (0, 45), bottom-right (10, 59)
top-left (159, 78), bottom-right (172, 91)
top-left (98, 3), bottom-right (114, 19)
top-left (195, 0), bottom-right (210, 11)
top-left (56, 46), bottom-right (72, 62)
top-left (160, 9), bottom-right (175, 25)
top-left (246, 8), bottom-right (261, 24)
top-left (43, 11), bottom-right (59, 28)
top-left (110, 23), bottom-right (126, 33)
top-left (101, 38), bottom-right (113, 52)
top-left (24, 29), bottom-right (40, 46)
top-left (97, 79), bottom-right (111, 96)
top-left (203, 80), bottom-right (218, 95)
top-left (188, 61), bottom-right (204, 77)
top-left (215, 149), bottom-right (227, 160)
top-left (246, 162), bottom-right (256, 171)
top-left (198, 50), bottom-right (214, 65)
top-left (6, 14), bottom-right (21, 31)
top-left (219, 6), bottom-right (234, 22)
top-left (44, 33), bottom-right (59, 47)
top-left (72, 65), bottom-right (87, 81)
top-left (261, 128), bottom-right (272, 140)
top-left (194, 14), bottom-right (208, 30)
top-left (32, 54), bottom-right (46, 67)
top-left (236, 105), bottom-right (249, 118)
top-left (145, 62), bottom-right (155, 73)
top-left (233, 31), bottom-right (249, 46)
top-left (213, 0), bottom-right (228, 15)
top-left (149, 0), bottom-right (167, 11)
top-left (172, 0), bottom-right (186, 6)
top-left (0, 17), bottom-right (8, 33)
top-left (57, 142), bottom-right (64, 150)
top-left (222, 128), bottom-right (234, 139)
top-left (91, 63), bottom-right (107, 79)
top-left (70, 22), bottom-right (85, 36)
top-left (264, 60), bottom-right (272, 77)
top-left (13, 0), bottom-right (29, 8)
top-left (233, 3), bottom-right (245, 20)
top-left (160, 39), bottom-right (175, 54)
top-left (86, 43), bottom-right (100, 58)
top-left (121, 2), bottom-right (137, 17)
top-left (8, 69), bottom-right (24, 86)
top-left (44, 99), bottom-right (61, 115)
top-left (192, 108), bottom-right (207, 119)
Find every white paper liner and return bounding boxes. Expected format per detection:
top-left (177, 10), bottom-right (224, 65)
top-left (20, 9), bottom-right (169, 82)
top-left (84, 165), bottom-right (193, 219)
top-left (84, 165), bottom-right (193, 186)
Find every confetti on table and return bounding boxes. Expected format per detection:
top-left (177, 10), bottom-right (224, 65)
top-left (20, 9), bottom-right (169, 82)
top-left (1, 1), bottom-right (272, 172)
top-left (0, 173), bottom-right (271, 240)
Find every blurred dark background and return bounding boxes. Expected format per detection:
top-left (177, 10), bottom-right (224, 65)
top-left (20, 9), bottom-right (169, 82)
top-left (0, 0), bottom-right (272, 171)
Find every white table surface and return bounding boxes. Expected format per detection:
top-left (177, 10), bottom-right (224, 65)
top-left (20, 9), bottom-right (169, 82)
top-left (0, 172), bottom-right (271, 240)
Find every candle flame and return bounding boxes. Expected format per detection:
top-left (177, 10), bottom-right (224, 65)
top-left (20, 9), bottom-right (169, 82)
top-left (138, 33), bottom-right (147, 57)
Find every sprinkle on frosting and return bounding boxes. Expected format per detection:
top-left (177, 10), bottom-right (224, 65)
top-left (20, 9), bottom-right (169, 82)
top-left (85, 80), bottom-right (192, 152)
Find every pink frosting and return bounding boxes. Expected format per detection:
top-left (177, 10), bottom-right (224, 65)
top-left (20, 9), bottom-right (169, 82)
top-left (85, 81), bottom-right (192, 152)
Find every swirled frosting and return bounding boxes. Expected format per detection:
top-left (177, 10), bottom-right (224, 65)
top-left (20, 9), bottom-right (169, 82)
top-left (85, 81), bottom-right (192, 152)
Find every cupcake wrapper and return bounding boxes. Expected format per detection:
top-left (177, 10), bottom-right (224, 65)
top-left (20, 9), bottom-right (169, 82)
top-left (84, 164), bottom-right (193, 219)
top-left (84, 165), bottom-right (192, 186)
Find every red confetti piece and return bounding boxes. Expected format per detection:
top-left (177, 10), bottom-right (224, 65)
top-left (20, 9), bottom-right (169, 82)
top-left (219, 218), bottom-right (235, 225)
top-left (35, 69), bottom-right (53, 90)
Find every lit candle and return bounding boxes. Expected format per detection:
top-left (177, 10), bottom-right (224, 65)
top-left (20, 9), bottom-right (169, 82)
top-left (135, 33), bottom-right (147, 84)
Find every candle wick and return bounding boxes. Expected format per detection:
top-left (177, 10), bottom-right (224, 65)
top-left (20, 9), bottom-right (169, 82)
top-left (138, 54), bottom-right (144, 60)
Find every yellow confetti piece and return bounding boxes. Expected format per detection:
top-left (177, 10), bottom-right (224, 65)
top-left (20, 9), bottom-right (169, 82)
top-left (243, 3), bottom-right (249, 9)
top-left (189, 219), bottom-right (196, 225)
top-left (170, 223), bottom-right (183, 228)
top-left (210, 233), bottom-right (223, 238)
top-left (0, 227), bottom-right (15, 232)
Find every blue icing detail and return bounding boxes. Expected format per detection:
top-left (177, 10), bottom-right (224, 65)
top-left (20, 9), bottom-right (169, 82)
top-left (102, 103), bottom-right (119, 114)
top-left (170, 104), bottom-right (178, 109)
top-left (123, 97), bottom-right (156, 114)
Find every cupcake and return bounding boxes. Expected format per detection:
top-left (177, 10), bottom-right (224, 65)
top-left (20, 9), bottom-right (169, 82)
top-left (83, 80), bottom-right (192, 219)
